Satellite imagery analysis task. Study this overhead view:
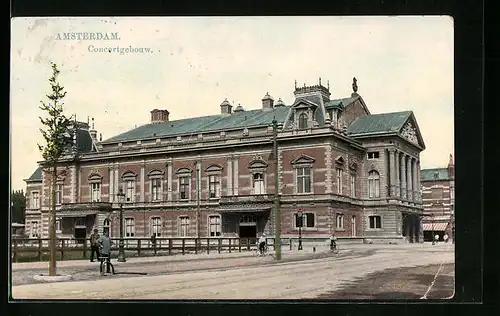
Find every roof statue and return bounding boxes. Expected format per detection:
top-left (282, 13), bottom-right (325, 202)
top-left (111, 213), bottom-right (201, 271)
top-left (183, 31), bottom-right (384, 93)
top-left (352, 77), bottom-right (358, 93)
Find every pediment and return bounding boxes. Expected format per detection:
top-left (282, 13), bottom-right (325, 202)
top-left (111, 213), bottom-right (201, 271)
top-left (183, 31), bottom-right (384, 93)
top-left (291, 155), bottom-right (316, 165)
top-left (121, 171), bottom-right (137, 179)
top-left (205, 164), bottom-right (223, 172)
top-left (291, 98), bottom-right (318, 109)
top-left (176, 167), bottom-right (193, 174)
top-left (148, 169), bottom-right (164, 177)
top-left (248, 159), bottom-right (268, 169)
top-left (399, 114), bottom-right (426, 149)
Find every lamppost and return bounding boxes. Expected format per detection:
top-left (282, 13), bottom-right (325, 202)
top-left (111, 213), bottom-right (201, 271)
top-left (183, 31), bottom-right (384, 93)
top-left (431, 214), bottom-right (435, 245)
top-left (116, 188), bottom-right (126, 262)
top-left (297, 209), bottom-right (303, 250)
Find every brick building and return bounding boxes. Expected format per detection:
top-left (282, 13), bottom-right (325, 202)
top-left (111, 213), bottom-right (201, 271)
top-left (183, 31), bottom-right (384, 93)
top-left (420, 154), bottom-right (455, 242)
top-left (24, 78), bottom-right (426, 243)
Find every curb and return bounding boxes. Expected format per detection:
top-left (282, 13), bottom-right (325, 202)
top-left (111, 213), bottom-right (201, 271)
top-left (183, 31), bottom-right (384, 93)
top-left (33, 274), bottom-right (72, 282)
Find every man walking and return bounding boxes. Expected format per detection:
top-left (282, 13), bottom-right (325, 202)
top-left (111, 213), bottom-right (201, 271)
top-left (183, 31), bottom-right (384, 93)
top-left (90, 229), bottom-right (100, 262)
top-left (98, 231), bottom-right (113, 273)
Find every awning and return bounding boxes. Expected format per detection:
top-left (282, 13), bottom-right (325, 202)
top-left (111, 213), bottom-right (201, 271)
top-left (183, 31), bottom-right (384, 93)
top-left (423, 222), bottom-right (449, 231)
top-left (57, 210), bottom-right (98, 217)
top-left (218, 204), bottom-right (272, 213)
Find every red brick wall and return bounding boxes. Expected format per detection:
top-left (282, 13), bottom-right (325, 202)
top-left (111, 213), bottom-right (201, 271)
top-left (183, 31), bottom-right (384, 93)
top-left (281, 146), bottom-right (327, 195)
top-left (81, 165), bottom-right (111, 202)
top-left (25, 183), bottom-right (42, 209)
top-left (200, 157), bottom-right (227, 199)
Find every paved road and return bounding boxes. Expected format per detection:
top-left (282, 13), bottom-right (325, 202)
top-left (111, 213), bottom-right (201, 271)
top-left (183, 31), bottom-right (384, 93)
top-left (11, 243), bottom-right (454, 300)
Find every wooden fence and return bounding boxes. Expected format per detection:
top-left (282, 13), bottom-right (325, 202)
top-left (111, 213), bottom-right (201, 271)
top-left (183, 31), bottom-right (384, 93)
top-left (11, 236), bottom-right (367, 262)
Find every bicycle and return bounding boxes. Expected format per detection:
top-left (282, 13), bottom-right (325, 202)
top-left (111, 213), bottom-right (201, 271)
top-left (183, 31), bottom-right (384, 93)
top-left (99, 255), bottom-right (115, 276)
top-left (330, 243), bottom-right (340, 254)
top-left (255, 244), bottom-right (274, 258)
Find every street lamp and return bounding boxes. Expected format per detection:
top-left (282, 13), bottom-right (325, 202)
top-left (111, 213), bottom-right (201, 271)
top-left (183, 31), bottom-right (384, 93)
top-left (431, 214), bottom-right (435, 245)
top-left (116, 188), bottom-right (126, 262)
top-left (297, 210), bottom-right (303, 251)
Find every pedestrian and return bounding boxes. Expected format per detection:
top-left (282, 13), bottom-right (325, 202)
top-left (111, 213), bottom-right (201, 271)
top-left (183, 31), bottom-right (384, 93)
top-left (89, 229), bottom-right (100, 262)
top-left (150, 233), bottom-right (156, 249)
top-left (329, 233), bottom-right (337, 251)
top-left (97, 231), bottom-right (113, 273)
top-left (434, 234), bottom-right (439, 243)
top-left (443, 234), bottom-right (449, 243)
top-left (258, 233), bottom-right (266, 255)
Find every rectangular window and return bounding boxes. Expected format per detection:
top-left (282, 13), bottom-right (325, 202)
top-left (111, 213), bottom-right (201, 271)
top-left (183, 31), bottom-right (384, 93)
top-left (336, 168), bottom-right (343, 194)
top-left (125, 218), bottom-right (135, 237)
top-left (30, 221), bottom-right (39, 238)
top-left (208, 175), bottom-right (220, 198)
top-left (350, 173), bottom-right (356, 197)
top-left (336, 214), bottom-right (344, 229)
top-left (151, 178), bottom-right (162, 201)
top-left (31, 192), bottom-right (40, 209)
top-left (55, 184), bottom-right (63, 205)
top-left (294, 212), bottom-right (315, 228)
top-left (367, 152), bottom-right (380, 159)
top-left (296, 167), bottom-right (311, 193)
top-left (208, 215), bottom-right (221, 237)
top-left (125, 180), bottom-right (135, 202)
top-left (150, 217), bottom-right (162, 237)
top-left (369, 215), bottom-right (382, 229)
top-left (91, 183), bottom-right (101, 202)
top-left (179, 216), bottom-right (189, 237)
top-left (179, 177), bottom-right (190, 200)
top-left (253, 173), bottom-right (265, 194)
top-left (368, 178), bottom-right (380, 198)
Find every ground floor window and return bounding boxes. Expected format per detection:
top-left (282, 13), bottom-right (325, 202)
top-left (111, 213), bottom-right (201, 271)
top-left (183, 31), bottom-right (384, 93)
top-left (103, 218), bottom-right (110, 235)
top-left (336, 214), bottom-right (344, 230)
top-left (179, 216), bottom-right (189, 237)
top-left (125, 218), bottom-right (135, 237)
top-left (369, 215), bottom-right (382, 229)
top-left (209, 215), bottom-right (221, 237)
top-left (150, 217), bottom-right (162, 237)
top-left (294, 212), bottom-right (315, 228)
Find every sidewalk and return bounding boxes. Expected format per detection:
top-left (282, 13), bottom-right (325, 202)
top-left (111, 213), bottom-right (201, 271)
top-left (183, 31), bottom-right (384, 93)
top-left (11, 245), bottom-right (333, 271)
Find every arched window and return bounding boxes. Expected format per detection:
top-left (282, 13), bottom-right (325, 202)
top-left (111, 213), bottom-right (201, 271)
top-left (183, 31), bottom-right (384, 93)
top-left (298, 113), bottom-right (308, 129)
top-left (103, 218), bottom-right (110, 235)
top-left (368, 170), bottom-right (380, 198)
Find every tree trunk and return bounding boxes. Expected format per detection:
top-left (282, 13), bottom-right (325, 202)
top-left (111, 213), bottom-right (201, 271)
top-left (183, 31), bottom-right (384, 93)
top-left (49, 165), bottom-right (57, 276)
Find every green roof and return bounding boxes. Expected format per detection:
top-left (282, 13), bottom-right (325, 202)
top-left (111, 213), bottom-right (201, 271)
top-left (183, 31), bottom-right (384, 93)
top-left (421, 168), bottom-right (451, 181)
top-left (324, 97), bottom-right (357, 109)
top-left (25, 166), bottom-right (42, 182)
top-left (76, 129), bottom-right (93, 153)
top-left (346, 111), bottom-right (412, 135)
top-left (102, 107), bottom-right (291, 143)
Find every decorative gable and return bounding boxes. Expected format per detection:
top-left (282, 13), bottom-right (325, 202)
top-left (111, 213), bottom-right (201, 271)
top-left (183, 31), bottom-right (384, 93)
top-left (205, 164), bottom-right (223, 173)
top-left (399, 114), bottom-right (425, 149)
top-left (291, 155), bottom-right (316, 165)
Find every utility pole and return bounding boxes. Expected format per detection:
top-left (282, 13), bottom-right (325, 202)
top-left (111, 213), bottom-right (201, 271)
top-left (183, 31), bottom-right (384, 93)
top-left (272, 118), bottom-right (281, 261)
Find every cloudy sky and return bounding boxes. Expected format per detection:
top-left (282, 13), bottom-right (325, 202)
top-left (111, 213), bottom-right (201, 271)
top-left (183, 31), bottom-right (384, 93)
top-left (10, 16), bottom-right (454, 191)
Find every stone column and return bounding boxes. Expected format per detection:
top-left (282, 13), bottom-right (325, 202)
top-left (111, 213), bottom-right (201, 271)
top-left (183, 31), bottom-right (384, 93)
top-left (400, 153), bottom-right (407, 199)
top-left (416, 160), bottom-right (421, 202)
top-left (406, 156), bottom-right (413, 201)
top-left (412, 159), bottom-right (418, 201)
top-left (167, 160), bottom-right (173, 201)
top-left (140, 161), bottom-right (145, 202)
top-left (109, 166), bottom-right (114, 203)
top-left (389, 149), bottom-right (396, 197)
top-left (114, 163), bottom-right (119, 197)
top-left (395, 150), bottom-right (400, 197)
top-left (227, 156), bottom-right (233, 196)
top-left (233, 156), bottom-right (239, 195)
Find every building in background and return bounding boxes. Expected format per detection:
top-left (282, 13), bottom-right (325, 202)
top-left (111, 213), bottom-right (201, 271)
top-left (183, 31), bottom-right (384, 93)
top-left (24, 77), bottom-right (426, 243)
top-left (420, 154), bottom-right (455, 242)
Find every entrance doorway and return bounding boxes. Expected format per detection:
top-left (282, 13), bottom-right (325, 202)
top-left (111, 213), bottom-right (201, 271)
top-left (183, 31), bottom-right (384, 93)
top-left (239, 225), bottom-right (257, 238)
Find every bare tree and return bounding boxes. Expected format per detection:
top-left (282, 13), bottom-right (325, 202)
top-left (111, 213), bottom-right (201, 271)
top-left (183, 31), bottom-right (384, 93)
top-left (38, 62), bottom-right (74, 276)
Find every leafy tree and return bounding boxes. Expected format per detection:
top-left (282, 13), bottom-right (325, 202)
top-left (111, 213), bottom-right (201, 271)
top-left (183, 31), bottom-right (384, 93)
top-left (38, 62), bottom-right (74, 276)
top-left (11, 190), bottom-right (26, 224)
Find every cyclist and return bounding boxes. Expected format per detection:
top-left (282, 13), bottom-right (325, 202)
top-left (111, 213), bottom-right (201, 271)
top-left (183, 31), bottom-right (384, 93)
top-left (329, 233), bottom-right (337, 252)
top-left (98, 231), bottom-right (113, 274)
top-left (258, 233), bottom-right (267, 255)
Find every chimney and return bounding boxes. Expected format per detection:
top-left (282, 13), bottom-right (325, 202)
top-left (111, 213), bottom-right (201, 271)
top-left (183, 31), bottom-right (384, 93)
top-left (150, 109), bottom-right (170, 124)
top-left (262, 92), bottom-right (274, 111)
top-left (448, 154), bottom-right (454, 180)
top-left (89, 117), bottom-right (98, 142)
top-left (220, 98), bottom-right (232, 115)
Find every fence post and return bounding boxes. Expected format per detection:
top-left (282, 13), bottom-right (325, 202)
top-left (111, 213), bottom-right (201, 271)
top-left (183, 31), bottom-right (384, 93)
top-left (239, 239), bottom-right (241, 252)
top-left (168, 239), bottom-right (172, 255)
top-left (83, 238), bottom-right (87, 259)
top-left (61, 239), bottom-right (65, 261)
top-left (290, 238), bottom-right (292, 251)
top-left (218, 238), bottom-right (222, 254)
top-left (247, 238), bottom-right (250, 251)
top-left (207, 238), bottom-right (210, 254)
top-left (137, 239), bottom-right (142, 257)
top-left (182, 239), bottom-right (185, 255)
top-left (38, 239), bottom-right (43, 261)
top-left (154, 239), bottom-right (157, 256)
top-left (228, 238), bottom-right (232, 253)
top-left (195, 238), bottom-right (198, 254)
top-left (13, 239), bottom-right (18, 263)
